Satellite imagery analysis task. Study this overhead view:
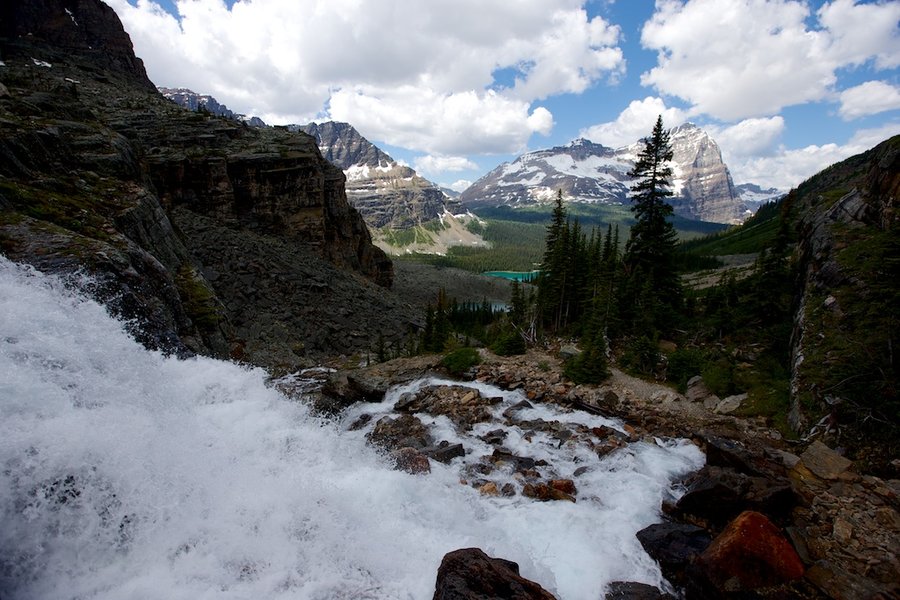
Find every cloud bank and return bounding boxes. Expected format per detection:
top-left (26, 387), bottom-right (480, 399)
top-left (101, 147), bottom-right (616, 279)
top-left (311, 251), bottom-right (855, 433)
top-left (109, 0), bottom-right (623, 156)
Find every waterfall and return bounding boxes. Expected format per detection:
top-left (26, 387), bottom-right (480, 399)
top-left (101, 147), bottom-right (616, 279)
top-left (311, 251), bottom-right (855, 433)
top-left (0, 257), bottom-right (703, 599)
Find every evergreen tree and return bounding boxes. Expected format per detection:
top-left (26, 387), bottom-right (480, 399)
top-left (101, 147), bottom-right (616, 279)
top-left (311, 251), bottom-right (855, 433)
top-left (537, 190), bottom-right (571, 330)
top-left (623, 115), bottom-right (682, 332)
top-left (509, 280), bottom-right (526, 326)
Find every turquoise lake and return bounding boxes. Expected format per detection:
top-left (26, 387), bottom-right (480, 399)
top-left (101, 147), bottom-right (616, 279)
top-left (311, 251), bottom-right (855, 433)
top-left (482, 270), bottom-right (540, 282)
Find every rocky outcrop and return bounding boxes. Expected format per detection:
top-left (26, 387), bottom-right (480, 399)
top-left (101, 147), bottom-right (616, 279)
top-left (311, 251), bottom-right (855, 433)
top-left (789, 136), bottom-right (899, 456)
top-left (433, 548), bottom-right (557, 600)
top-left (0, 0), bottom-right (414, 368)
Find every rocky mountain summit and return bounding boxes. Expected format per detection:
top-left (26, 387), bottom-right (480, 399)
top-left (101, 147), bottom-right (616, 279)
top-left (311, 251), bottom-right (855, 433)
top-left (460, 124), bottom-right (748, 224)
top-left (296, 121), bottom-right (452, 229)
top-left (159, 87), bottom-right (267, 127)
top-left (0, 0), bottom-right (420, 368)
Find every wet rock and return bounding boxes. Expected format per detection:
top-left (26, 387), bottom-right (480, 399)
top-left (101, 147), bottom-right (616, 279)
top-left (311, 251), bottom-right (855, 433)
top-left (423, 441), bottom-right (466, 464)
top-left (367, 414), bottom-right (433, 451)
top-left (696, 511), bottom-right (804, 593)
top-left (480, 428), bottom-right (508, 445)
top-left (347, 413), bottom-right (372, 431)
top-left (491, 449), bottom-right (537, 471)
top-left (673, 466), bottom-right (796, 526)
top-left (392, 447), bottom-right (431, 475)
top-left (345, 372), bottom-right (390, 402)
top-left (549, 479), bottom-right (577, 496)
top-left (503, 399), bottom-right (534, 419)
top-left (636, 523), bottom-right (712, 586)
top-left (522, 482), bottom-right (575, 502)
top-left (433, 548), bottom-right (557, 600)
top-left (403, 385), bottom-right (497, 430)
top-left (478, 482), bottom-right (499, 496)
top-left (604, 581), bottom-right (675, 599)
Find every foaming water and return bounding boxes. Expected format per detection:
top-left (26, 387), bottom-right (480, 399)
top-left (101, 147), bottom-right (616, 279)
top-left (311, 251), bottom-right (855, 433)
top-left (0, 257), bottom-right (704, 600)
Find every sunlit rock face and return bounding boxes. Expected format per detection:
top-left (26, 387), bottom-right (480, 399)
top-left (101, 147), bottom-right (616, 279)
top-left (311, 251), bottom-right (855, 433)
top-left (296, 121), bottom-right (451, 229)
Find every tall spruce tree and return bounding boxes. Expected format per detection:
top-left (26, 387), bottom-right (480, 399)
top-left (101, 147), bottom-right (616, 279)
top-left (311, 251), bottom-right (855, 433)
top-left (623, 115), bottom-right (682, 332)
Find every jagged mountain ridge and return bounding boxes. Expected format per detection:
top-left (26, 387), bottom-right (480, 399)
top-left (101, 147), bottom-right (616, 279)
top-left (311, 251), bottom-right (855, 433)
top-left (295, 121), bottom-right (452, 229)
top-left (460, 123), bottom-right (749, 224)
top-left (736, 183), bottom-right (785, 211)
top-left (159, 87), bottom-right (267, 127)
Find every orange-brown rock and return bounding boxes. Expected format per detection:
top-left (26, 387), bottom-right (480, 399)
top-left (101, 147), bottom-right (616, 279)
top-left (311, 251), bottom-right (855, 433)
top-left (698, 510), bottom-right (804, 591)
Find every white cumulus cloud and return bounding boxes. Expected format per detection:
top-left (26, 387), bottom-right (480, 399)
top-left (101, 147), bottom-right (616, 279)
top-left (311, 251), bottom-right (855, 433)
top-left (839, 81), bottom-right (900, 120)
top-left (711, 116), bottom-right (786, 160)
top-left (447, 179), bottom-right (473, 193)
top-left (414, 155), bottom-right (479, 176)
top-left (579, 97), bottom-right (689, 148)
top-left (107, 0), bottom-right (622, 156)
top-left (729, 122), bottom-right (900, 189)
top-left (640, 0), bottom-right (900, 121)
top-left (328, 88), bottom-right (554, 155)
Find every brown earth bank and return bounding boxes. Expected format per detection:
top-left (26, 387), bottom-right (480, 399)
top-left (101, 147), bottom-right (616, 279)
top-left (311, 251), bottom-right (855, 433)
top-left (316, 349), bottom-right (900, 600)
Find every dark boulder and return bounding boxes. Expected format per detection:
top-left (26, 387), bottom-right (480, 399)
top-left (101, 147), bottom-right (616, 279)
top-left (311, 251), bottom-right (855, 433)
top-left (604, 581), bottom-right (675, 599)
top-left (423, 441), bottom-right (466, 464)
top-left (673, 466), bottom-right (796, 527)
top-left (636, 523), bottom-right (711, 586)
top-left (432, 548), bottom-right (557, 600)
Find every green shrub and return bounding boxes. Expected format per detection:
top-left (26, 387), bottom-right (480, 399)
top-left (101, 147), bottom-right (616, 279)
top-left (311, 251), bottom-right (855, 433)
top-left (441, 347), bottom-right (481, 377)
top-left (667, 348), bottom-right (706, 392)
top-left (490, 330), bottom-right (526, 356)
top-left (620, 336), bottom-right (660, 376)
top-left (702, 358), bottom-right (737, 397)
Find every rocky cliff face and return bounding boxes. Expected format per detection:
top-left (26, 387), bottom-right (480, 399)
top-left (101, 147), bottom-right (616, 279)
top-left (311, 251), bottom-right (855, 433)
top-left (459, 124), bottom-right (746, 224)
top-left (0, 0), bottom-right (416, 369)
top-left (668, 123), bottom-right (743, 223)
top-left (0, 0), bottom-right (154, 90)
top-left (296, 121), bottom-right (450, 229)
top-left (789, 136), bottom-right (899, 451)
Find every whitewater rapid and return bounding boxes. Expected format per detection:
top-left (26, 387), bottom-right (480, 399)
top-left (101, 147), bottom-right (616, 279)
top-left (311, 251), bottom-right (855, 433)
top-left (0, 257), bottom-right (704, 599)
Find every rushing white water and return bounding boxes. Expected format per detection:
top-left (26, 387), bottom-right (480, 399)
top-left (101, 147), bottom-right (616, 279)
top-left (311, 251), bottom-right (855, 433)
top-left (0, 257), bottom-right (704, 600)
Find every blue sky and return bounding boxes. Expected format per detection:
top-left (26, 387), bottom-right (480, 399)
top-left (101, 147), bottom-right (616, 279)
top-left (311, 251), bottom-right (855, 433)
top-left (110, 0), bottom-right (900, 191)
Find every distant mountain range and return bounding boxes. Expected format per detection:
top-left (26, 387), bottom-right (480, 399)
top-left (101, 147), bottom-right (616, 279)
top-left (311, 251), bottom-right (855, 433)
top-left (159, 88), bottom-right (783, 226)
top-left (459, 123), bottom-right (781, 224)
top-left (159, 87), bottom-right (267, 127)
